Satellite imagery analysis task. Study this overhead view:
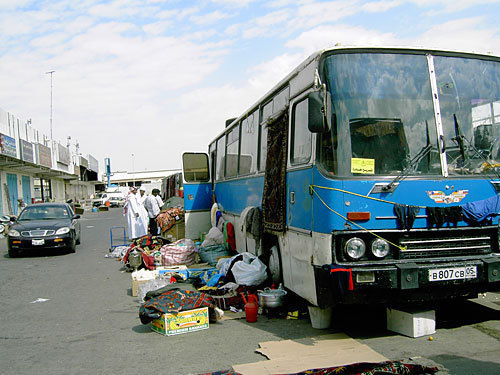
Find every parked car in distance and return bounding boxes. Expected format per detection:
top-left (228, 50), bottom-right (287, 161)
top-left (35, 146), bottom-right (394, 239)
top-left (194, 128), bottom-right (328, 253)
top-left (92, 192), bottom-right (125, 207)
top-left (7, 202), bottom-right (81, 257)
top-left (108, 196), bottom-right (125, 207)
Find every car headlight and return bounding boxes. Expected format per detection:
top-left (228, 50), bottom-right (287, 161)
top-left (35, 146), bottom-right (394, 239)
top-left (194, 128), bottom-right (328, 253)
top-left (371, 238), bottom-right (390, 258)
top-left (8, 229), bottom-right (20, 237)
top-left (345, 237), bottom-right (366, 260)
top-left (56, 227), bottom-right (70, 235)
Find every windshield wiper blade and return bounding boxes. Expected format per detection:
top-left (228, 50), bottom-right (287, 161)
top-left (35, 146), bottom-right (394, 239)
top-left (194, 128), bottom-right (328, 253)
top-left (452, 114), bottom-right (467, 165)
top-left (383, 143), bottom-right (433, 192)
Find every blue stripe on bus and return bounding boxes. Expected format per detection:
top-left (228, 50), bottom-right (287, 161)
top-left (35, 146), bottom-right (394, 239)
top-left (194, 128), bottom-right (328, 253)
top-left (210, 166), bottom-right (499, 233)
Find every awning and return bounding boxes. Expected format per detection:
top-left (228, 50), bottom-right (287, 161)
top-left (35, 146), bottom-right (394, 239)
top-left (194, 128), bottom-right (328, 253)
top-left (0, 154), bottom-right (78, 181)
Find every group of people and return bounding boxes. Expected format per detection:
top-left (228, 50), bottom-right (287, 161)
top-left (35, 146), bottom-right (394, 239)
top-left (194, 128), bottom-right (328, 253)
top-left (123, 186), bottom-right (164, 240)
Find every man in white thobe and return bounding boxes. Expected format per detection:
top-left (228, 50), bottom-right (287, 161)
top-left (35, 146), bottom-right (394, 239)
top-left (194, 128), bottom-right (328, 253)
top-left (123, 187), bottom-right (147, 240)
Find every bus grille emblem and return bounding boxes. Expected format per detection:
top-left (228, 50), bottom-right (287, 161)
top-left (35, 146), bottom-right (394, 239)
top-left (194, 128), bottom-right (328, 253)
top-left (426, 190), bottom-right (468, 204)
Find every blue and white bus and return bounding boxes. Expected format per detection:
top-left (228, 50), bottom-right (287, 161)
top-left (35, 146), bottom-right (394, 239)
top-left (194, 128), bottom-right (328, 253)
top-left (182, 47), bottom-right (500, 323)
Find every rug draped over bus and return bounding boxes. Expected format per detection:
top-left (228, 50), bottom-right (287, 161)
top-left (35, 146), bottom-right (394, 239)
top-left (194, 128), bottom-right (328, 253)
top-left (262, 110), bottom-right (288, 232)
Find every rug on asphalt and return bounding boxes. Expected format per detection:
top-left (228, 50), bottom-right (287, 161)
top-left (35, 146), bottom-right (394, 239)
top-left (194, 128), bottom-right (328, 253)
top-left (199, 360), bottom-right (438, 375)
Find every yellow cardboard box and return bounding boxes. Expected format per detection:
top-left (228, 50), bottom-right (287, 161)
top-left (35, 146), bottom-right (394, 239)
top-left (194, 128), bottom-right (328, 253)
top-left (151, 307), bottom-right (209, 336)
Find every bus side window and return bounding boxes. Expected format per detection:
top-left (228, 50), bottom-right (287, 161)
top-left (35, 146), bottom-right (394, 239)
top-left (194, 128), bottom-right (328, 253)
top-left (216, 137), bottom-right (225, 181)
top-left (226, 124), bottom-right (240, 178)
top-left (239, 110), bottom-right (258, 175)
top-left (259, 101), bottom-right (272, 172)
top-left (291, 98), bottom-right (312, 165)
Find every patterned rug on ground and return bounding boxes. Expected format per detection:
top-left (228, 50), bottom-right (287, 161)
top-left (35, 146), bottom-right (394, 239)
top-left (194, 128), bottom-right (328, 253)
top-left (198, 360), bottom-right (439, 375)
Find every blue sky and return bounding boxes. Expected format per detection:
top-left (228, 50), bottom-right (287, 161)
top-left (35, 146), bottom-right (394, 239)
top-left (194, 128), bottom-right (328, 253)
top-left (0, 0), bottom-right (499, 173)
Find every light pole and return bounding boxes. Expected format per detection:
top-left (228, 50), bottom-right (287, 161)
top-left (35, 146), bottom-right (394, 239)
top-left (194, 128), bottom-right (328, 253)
top-left (131, 153), bottom-right (135, 187)
top-left (45, 70), bottom-right (55, 141)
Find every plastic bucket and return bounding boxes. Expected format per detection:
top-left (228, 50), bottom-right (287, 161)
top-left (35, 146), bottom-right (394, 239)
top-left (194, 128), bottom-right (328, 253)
top-left (308, 306), bottom-right (332, 329)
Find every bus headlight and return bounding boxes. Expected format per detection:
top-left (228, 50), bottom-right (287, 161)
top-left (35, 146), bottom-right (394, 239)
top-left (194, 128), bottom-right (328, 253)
top-left (345, 237), bottom-right (366, 260)
top-left (371, 238), bottom-right (390, 258)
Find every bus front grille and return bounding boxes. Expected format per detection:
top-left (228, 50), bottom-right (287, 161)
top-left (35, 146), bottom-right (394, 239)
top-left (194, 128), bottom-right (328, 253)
top-left (398, 233), bottom-right (493, 259)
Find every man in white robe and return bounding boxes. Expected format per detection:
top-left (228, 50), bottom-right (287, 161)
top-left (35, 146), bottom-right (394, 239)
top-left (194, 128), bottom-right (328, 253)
top-left (123, 187), bottom-right (147, 240)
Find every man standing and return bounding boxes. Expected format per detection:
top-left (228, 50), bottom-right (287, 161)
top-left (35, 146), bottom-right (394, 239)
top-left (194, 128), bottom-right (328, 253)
top-left (144, 188), bottom-right (163, 235)
top-left (123, 187), bottom-right (147, 240)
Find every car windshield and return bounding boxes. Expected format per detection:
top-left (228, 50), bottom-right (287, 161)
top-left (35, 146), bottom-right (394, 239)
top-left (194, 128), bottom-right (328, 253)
top-left (17, 206), bottom-right (70, 220)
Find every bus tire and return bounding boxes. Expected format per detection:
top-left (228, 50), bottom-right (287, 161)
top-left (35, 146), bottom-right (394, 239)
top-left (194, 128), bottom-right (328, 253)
top-left (268, 244), bottom-right (283, 285)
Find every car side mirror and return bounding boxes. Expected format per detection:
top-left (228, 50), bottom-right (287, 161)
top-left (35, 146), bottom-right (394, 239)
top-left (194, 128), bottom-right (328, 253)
top-left (73, 214), bottom-right (81, 220)
top-left (10, 216), bottom-right (16, 222)
top-left (307, 90), bottom-right (332, 133)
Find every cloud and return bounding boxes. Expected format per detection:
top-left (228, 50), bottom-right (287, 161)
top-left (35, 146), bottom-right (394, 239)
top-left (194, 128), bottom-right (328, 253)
top-left (409, 0), bottom-right (500, 14)
top-left (415, 17), bottom-right (500, 55)
top-left (242, 9), bottom-right (291, 38)
top-left (362, 0), bottom-right (402, 13)
top-left (286, 24), bottom-right (401, 55)
top-left (190, 10), bottom-right (233, 26)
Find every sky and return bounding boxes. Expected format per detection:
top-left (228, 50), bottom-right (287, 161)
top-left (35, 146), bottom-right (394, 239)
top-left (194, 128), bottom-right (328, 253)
top-left (0, 0), bottom-right (499, 175)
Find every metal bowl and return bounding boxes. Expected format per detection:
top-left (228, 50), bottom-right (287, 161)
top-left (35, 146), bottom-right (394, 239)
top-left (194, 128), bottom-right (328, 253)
top-left (257, 287), bottom-right (287, 309)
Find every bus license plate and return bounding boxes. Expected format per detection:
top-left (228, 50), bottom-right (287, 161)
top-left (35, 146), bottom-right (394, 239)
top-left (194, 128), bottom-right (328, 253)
top-left (428, 266), bottom-right (477, 282)
top-left (32, 239), bottom-right (45, 246)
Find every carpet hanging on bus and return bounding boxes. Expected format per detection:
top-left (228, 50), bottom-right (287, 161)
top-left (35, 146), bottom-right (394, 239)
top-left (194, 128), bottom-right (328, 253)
top-left (262, 110), bottom-right (288, 232)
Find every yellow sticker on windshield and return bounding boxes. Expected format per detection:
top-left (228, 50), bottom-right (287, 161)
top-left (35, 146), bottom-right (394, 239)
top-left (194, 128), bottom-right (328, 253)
top-left (351, 158), bottom-right (375, 174)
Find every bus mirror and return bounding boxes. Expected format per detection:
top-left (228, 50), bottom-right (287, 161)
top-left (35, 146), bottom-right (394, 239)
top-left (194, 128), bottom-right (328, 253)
top-left (307, 90), bottom-right (331, 133)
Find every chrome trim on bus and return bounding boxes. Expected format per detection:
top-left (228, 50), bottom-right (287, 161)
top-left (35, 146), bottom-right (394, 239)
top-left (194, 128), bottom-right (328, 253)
top-left (376, 215), bottom-right (428, 219)
top-left (401, 236), bottom-right (491, 245)
top-left (287, 226), bottom-right (312, 235)
top-left (427, 54), bottom-right (449, 177)
top-left (402, 244), bottom-right (490, 252)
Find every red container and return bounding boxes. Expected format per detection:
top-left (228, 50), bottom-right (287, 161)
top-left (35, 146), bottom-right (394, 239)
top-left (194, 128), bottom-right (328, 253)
top-left (241, 293), bottom-right (258, 323)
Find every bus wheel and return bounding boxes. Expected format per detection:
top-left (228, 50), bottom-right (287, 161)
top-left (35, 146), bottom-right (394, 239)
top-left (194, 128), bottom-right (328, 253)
top-left (268, 244), bottom-right (282, 285)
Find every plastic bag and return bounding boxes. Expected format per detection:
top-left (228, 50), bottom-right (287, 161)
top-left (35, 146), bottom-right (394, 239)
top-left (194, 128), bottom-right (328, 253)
top-left (231, 252), bottom-right (268, 286)
top-left (201, 227), bottom-right (224, 248)
top-left (137, 278), bottom-right (171, 304)
top-left (198, 244), bottom-right (230, 266)
top-left (161, 239), bottom-right (195, 266)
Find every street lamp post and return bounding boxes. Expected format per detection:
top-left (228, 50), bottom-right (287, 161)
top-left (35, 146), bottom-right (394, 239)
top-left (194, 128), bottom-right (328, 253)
top-left (131, 153), bottom-right (135, 187)
top-left (45, 70), bottom-right (55, 141)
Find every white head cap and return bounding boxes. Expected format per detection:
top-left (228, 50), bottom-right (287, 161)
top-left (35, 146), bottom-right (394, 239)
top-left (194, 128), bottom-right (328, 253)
top-left (139, 186), bottom-right (146, 191)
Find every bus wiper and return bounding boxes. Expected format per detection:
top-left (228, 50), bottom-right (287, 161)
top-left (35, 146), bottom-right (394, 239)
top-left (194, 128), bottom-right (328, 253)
top-left (452, 115), bottom-right (500, 179)
top-left (383, 143), bottom-right (433, 192)
top-left (452, 114), bottom-right (467, 166)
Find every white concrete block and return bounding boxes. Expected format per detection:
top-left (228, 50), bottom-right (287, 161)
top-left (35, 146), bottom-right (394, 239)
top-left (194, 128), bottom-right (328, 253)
top-left (386, 307), bottom-right (436, 338)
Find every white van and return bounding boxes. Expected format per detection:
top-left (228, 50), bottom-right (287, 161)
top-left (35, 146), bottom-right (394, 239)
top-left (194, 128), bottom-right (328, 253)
top-left (92, 191), bottom-right (125, 207)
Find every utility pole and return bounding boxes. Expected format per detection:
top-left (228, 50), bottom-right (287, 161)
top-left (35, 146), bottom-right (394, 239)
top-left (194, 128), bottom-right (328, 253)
top-left (45, 70), bottom-right (55, 141)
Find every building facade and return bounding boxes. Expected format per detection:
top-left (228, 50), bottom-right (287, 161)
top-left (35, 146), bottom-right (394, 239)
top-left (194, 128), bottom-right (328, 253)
top-left (0, 107), bottom-right (99, 215)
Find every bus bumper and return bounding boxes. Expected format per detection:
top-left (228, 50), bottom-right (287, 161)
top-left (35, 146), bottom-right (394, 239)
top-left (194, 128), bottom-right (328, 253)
top-left (314, 255), bottom-right (500, 306)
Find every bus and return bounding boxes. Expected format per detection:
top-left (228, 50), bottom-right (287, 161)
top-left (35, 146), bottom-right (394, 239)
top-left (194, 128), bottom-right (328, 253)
top-left (182, 47), bottom-right (500, 325)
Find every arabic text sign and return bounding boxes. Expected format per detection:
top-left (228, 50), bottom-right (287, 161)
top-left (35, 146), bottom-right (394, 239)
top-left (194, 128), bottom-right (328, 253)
top-left (351, 158), bottom-right (375, 174)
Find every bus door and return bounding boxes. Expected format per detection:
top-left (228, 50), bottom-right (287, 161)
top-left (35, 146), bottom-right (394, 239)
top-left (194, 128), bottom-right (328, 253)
top-left (182, 153), bottom-right (213, 240)
top-left (287, 97), bottom-right (314, 232)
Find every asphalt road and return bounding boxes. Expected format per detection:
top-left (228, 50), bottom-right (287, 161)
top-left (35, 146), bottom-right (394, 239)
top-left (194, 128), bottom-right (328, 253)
top-left (0, 208), bottom-right (499, 375)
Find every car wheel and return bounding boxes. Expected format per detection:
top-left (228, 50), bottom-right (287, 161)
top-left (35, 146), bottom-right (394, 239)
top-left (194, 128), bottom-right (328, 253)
top-left (69, 237), bottom-right (76, 253)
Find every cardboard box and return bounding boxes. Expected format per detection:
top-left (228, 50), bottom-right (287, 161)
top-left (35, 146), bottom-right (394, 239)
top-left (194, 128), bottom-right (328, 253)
top-left (151, 307), bottom-right (209, 336)
top-left (132, 279), bottom-right (150, 297)
top-left (386, 307), bottom-right (435, 338)
top-left (131, 270), bottom-right (159, 297)
top-left (161, 220), bottom-right (185, 242)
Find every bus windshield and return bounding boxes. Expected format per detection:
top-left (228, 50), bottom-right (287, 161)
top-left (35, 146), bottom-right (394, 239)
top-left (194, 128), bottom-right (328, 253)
top-left (323, 52), bottom-right (500, 177)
